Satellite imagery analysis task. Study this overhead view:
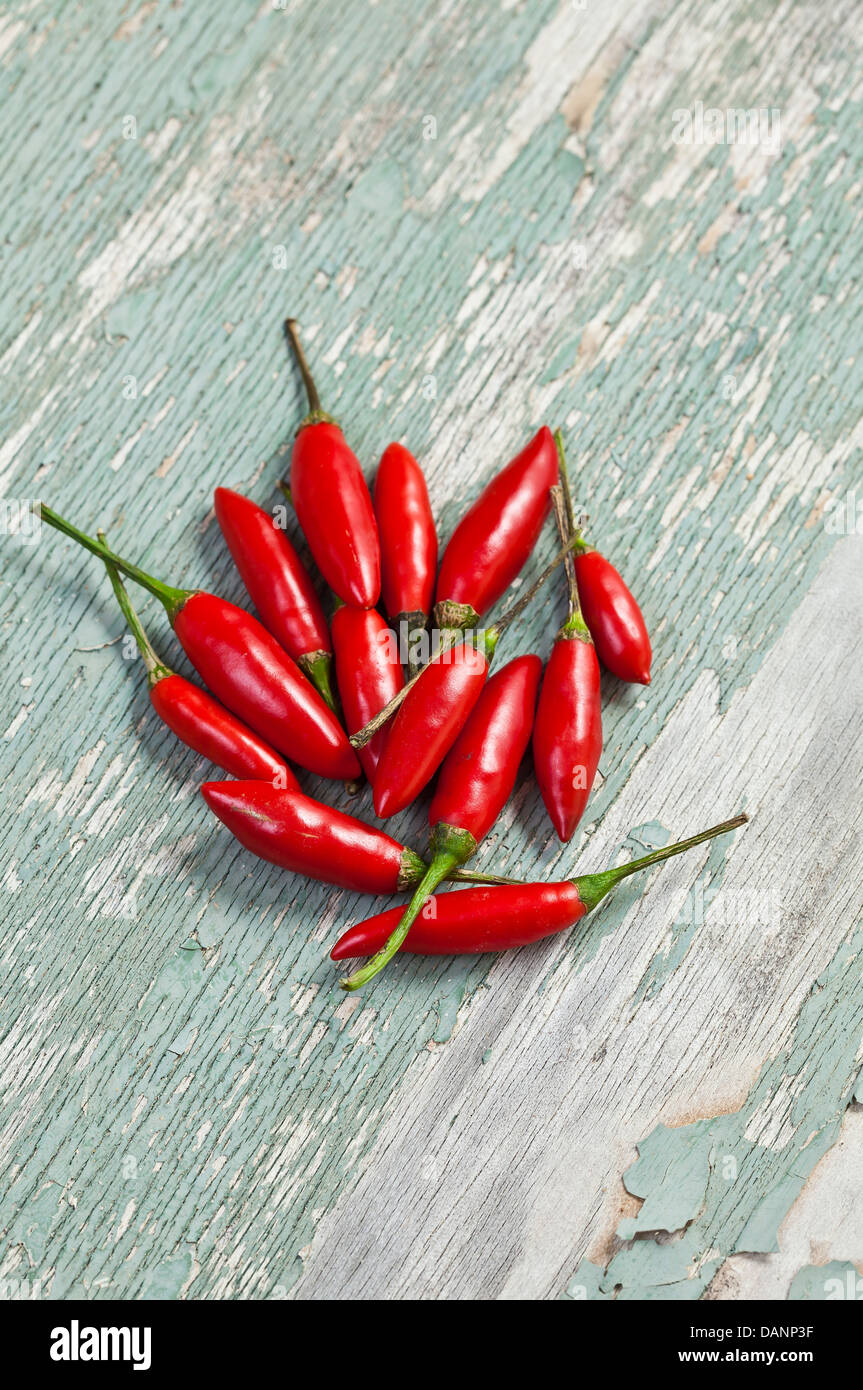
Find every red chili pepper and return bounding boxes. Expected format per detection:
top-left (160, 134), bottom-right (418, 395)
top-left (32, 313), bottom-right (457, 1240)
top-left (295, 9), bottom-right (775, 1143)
top-left (372, 638), bottom-right (491, 819)
top-left (352, 532), bottom-right (579, 790)
top-left (284, 320), bottom-right (380, 608)
top-left (373, 443), bottom-right (437, 674)
top-left (201, 782), bottom-right (519, 895)
top-left (533, 437), bottom-right (603, 841)
top-left (331, 815), bottom-right (747, 961)
top-left (98, 533), bottom-right (297, 787)
top-left (342, 655), bottom-right (542, 990)
top-left (573, 545), bottom-right (652, 684)
top-left (331, 605), bottom-right (404, 784)
top-left (534, 636), bottom-right (601, 840)
top-left (556, 445), bottom-right (651, 685)
top-left (334, 884), bottom-right (579, 958)
top-left (428, 655), bottom-right (542, 843)
top-left (433, 425), bottom-right (558, 631)
top-left (38, 506), bottom-right (361, 782)
top-left (213, 486), bottom-right (336, 711)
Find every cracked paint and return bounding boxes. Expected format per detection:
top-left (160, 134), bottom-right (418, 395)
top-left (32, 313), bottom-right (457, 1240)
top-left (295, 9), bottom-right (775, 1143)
top-left (1, 0), bottom-right (860, 1300)
top-left (564, 929), bottom-right (863, 1299)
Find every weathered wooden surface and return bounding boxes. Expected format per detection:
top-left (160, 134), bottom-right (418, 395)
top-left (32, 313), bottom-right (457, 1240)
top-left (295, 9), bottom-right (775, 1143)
top-left (1, 0), bottom-right (861, 1301)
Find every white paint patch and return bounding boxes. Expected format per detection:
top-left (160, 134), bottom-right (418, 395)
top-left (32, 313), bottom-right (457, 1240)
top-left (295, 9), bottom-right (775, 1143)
top-left (75, 88), bottom-right (275, 330)
top-left (718, 1108), bottom-right (863, 1298)
top-left (0, 312), bottom-right (43, 372)
top-left (0, 15), bottom-right (26, 61)
top-left (3, 704), bottom-right (33, 740)
top-left (110, 421), bottom-right (148, 472)
top-left (115, 1199), bottom-right (136, 1242)
top-left (0, 390), bottom-right (60, 493)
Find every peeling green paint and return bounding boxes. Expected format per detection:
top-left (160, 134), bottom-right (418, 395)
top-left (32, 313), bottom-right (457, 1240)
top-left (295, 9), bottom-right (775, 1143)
top-left (788, 1261), bottom-right (861, 1301)
top-left (566, 928), bottom-right (863, 1298)
top-left (140, 1251), bottom-right (193, 1301)
top-left (1, 0), bottom-right (860, 1299)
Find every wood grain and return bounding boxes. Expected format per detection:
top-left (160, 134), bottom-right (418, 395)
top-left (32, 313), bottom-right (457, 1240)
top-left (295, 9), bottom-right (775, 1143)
top-left (0, 0), bottom-right (860, 1300)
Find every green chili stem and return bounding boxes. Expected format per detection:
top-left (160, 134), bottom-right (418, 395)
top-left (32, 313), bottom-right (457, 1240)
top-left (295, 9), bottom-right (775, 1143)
top-left (97, 530), bottom-right (171, 687)
top-left (451, 868), bottom-right (522, 886)
top-left (550, 485), bottom-right (577, 613)
top-left (575, 815), bottom-right (748, 912)
top-left (284, 319), bottom-right (335, 427)
top-left (298, 649), bottom-right (338, 714)
top-left (554, 430), bottom-right (592, 556)
top-left (550, 472), bottom-right (590, 642)
top-left (38, 505), bottom-right (189, 620)
top-left (341, 823), bottom-right (477, 990)
top-left (340, 851), bottom-right (459, 991)
top-left (284, 319), bottom-right (321, 413)
top-left (554, 426), bottom-right (578, 538)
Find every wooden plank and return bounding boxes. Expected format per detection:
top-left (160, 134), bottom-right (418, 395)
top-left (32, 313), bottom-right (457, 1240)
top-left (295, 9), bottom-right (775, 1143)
top-left (0, 0), bottom-right (860, 1300)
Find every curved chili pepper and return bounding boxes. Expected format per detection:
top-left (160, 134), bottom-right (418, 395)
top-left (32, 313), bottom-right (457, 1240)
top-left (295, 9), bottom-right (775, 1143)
top-left (201, 782), bottom-right (520, 895)
top-left (99, 534), bottom-right (297, 787)
top-left (284, 320), bottom-right (380, 608)
top-left (331, 605), bottom-right (404, 784)
top-left (428, 655), bottom-right (541, 843)
top-left (213, 486), bottom-right (336, 710)
top-left (331, 815), bottom-right (747, 961)
top-left (171, 595), bottom-right (360, 780)
top-left (574, 545), bottom-right (652, 684)
top-left (342, 654), bottom-right (541, 990)
top-left (38, 506), bottom-right (361, 782)
top-left (533, 440), bottom-right (603, 840)
top-left (372, 638), bottom-right (491, 820)
top-left (373, 443), bottom-right (437, 675)
top-left (433, 425), bottom-right (558, 632)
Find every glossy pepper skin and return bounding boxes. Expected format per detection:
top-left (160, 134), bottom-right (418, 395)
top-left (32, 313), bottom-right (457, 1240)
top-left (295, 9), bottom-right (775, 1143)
top-left (36, 507), bottom-right (361, 783)
top-left (372, 640), bottom-right (490, 819)
top-left (339, 653), bottom-right (541, 991)
top-left (202, 782), bottom-right (423, 894)
top-left (172, 594), bottom-right (360, 781)
top-left (533, 457), bottom-right (603, 841)
top-left (98, 531), bottom-right (296, 786)
top-left (574, 547), bottom-right (651, 684)
top-left (434, 426), bottom-right (558, 630)
top-left (291, 422), bottom-right (380, 607)
top-left (374, 443), bottom-right (437, 671)
top-left (332, 815), bottom-right (748, 960)
top-left (285, 321), bottom-right (380, 608)
top-left (150, 676), bottom-right (298, 786)
top-left (213, 486), bottom-right (336, 710)
top-left (200, 782), bottom-right (516, 896)
top-left (533, 637), bottom-right (601, 840)
top-left (347, 529), bottom-right (584, 758)
top-left (331, 605), bottom-right (404, 783)
top-left (429, 655), bottom-right (542, 843)
top-left (333, 882), bottom-right (583, 958)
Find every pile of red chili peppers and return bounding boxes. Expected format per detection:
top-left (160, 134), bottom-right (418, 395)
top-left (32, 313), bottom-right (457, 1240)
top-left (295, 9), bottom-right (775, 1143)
top-left (33, 319), bottom-right (747, 996)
